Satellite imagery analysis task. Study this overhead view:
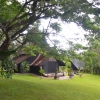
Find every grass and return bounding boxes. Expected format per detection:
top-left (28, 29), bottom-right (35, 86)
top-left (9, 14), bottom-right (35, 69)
top-left (0, 73), bottom-right (100, 100)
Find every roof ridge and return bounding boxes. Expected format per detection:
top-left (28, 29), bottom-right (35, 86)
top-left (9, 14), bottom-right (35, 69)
top-left (29, 54), bottom-right (41, 66)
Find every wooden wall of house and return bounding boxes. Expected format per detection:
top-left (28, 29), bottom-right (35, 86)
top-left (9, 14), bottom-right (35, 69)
top-left (15, 60), bottom-right (60, 75)
top-left (30, 66), bottom-right (41, 75)
top-left (42, 61), bottom-right (59, 73)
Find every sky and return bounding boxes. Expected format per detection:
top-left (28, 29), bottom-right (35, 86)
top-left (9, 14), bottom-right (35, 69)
top-left (40, 19), bottom-right (88, 50)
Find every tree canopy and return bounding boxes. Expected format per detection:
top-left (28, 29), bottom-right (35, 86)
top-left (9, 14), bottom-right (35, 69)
top-left (0, 0), bottom-right (99, 55)
top-left (0, 0), bottom-right (100, 77)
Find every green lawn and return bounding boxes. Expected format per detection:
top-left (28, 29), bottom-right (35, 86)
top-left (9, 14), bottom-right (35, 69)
top-left (0, 73), bottom-right (100, 100)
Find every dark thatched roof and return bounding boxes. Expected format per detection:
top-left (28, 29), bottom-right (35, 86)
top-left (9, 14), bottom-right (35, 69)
top-left (14, 54), bottom-right (65, 66)
top-left (29, 55), bottom-right (65, 66)
top-left (71, 59), bottom-right (85, 70)
top-left (29, 54), bottom-right (47, 66)
top-left (13, 54), bottom-right (30, 64)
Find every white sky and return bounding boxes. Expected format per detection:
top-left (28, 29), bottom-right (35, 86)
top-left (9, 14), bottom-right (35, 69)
top-left (40, 19), bottom-right (88, 50)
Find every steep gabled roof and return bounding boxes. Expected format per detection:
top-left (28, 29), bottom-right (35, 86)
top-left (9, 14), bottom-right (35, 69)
top-left (71, 59), bottom-right (85, 70)
top-left (14, 54), bottom-right (65, 66)
top-left (13, 54), bottom-right (30, 64)
top-left (29, 54), bottom-right (47, 66)
top-left (57, 60), bottom-right (65, 66)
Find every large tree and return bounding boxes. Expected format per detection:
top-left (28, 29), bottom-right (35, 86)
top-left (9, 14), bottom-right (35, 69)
top-left (0, 0), bottom-right (99, 57)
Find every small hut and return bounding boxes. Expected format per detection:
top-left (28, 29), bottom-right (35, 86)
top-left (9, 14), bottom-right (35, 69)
top-left (71, 59), bottom-right (85, 73)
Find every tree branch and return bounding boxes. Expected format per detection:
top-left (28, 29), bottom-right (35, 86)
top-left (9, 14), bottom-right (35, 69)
top-left (9, 0), bottom-right (32, 24)
top-left (12, 34), bottom-right (26, 41)
top-left (0, 23), bottom-right (11, 50)
top-left (11, 15), bottom-right (37, 39)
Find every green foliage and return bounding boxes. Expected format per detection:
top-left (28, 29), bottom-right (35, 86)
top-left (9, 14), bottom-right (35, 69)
top-left (82, 38), bottom-right (100, 74)
top-left (21, 61), bottom-right (29, 72)
top-left (0, 58), bottom-right (16, 78)
top-left (60, 66), bottom-right (67, 76)
top-left (23, 41), bottom-right (67, 62)
top-left (67, 67), bottom-right (73, 76)
top-left (39, 69), bottom-right (44, 76)
top-left (0, 0), bottom-right (22, 23)
top-left (66, 42), bottom-right (84, 60)
top-left (0, 50), bottom-right (16, 60)
top-left (23, 44), bottom-right (38, 56)
top-left (65, 60), bottom-right (71, 67)
top-left (60, 66), bottom-right (66, 71)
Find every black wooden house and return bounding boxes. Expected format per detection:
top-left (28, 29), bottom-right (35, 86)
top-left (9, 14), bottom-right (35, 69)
top-left (14, 54), bottom-right (65, 75)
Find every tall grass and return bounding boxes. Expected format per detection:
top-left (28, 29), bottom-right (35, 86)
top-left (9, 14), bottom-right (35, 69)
top-left (0, 74), bottom-right (100, 100)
